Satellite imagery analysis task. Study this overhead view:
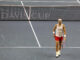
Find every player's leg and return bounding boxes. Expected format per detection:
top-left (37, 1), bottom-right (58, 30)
top-left (58, 37), bottom-right (63, 56)
top-left (55, 36), bottom-right (60, 58)
top-left (58, 39), bottom-right (62, 56)
top-left (59, 39), bottom-right (62, 50)
top-left (56, 41), bottom-right (59, 57)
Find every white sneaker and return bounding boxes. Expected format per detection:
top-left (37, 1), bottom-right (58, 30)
top-left (56, 52), bottom-right (59, 58)
top-left (58, 50), bottom-right (61, 56)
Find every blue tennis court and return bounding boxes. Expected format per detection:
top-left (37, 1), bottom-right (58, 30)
top-left (0, 0), bottom-right (80, 60)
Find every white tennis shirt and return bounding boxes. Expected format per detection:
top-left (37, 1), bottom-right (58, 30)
top-left (56, 24), bottom-right (63, 37)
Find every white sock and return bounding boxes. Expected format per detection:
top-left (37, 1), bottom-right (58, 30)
top-left (56, 52), bottom-right (58, 57)
top-left (58, 50), bottom-right (61, 55)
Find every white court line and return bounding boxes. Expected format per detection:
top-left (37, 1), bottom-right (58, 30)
top-left (0, 0), bottom-right (76, 3)
top-left (0, 47), bottom-right (80, 48)
top-left (19, 1), bottom-right (76, 3)
top-left (77, 0), bottom-right (80, 3)
top-left (21, 1), bottom-right (41, 47)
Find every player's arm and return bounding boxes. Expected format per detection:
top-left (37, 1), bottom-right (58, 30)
top-left (63, 24), bottom-right (67, 40)
top-left (53, 24), bottom-right (57, 37)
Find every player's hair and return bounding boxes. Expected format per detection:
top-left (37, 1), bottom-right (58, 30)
top-left (58, 18), bottom-right (62, 21)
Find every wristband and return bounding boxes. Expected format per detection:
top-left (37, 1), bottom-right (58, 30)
top-left (64, 35), bottom-right (66, 37)
top-left (53, 32), bottom-right (55, 34)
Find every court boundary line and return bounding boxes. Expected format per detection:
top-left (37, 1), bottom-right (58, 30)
top-left (0, 46), bottom-right (80, 48)
top-left (77, 0), bottom-right (80, 3)
top-left (0, 5), bottom-right (80, 7)
top-left (21, 1), bottom-right (41, 47)
top-left (0, 0), bottom-right (77, 2)
top-left (0, 0), bottom-right (79, 7)
top-left (1, 0), bottom-right (76, 3)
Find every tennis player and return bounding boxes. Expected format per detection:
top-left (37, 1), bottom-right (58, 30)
top-left (53, 19), bottom-right (66, 58)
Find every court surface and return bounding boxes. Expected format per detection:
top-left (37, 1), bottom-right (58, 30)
top-left (0, 21), bottom-right (80, 60)
top-left (0, 0), bottom-right (80, 60)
